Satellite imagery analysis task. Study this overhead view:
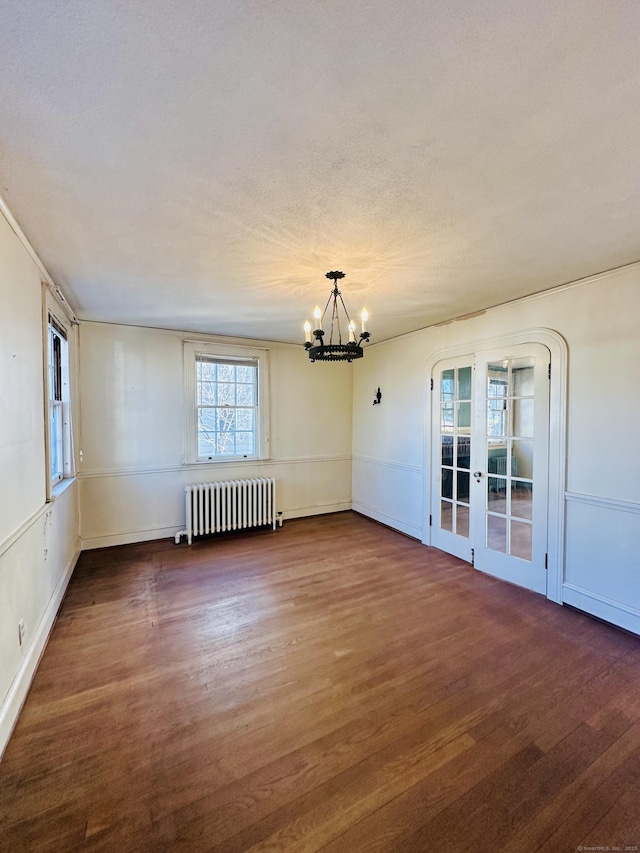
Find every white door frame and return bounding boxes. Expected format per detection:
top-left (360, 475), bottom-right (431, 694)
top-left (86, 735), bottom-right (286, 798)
top-left (422, 328), bottom-right (568, 604)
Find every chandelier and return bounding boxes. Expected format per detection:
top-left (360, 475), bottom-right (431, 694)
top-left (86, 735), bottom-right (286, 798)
top-left (303, 271), bottom-right (370, 362)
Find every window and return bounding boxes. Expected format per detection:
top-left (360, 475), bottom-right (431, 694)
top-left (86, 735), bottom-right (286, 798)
top-left (184, 342), bottom-right (269, 463)
top-left (47, 314), bottom-right (71, 487)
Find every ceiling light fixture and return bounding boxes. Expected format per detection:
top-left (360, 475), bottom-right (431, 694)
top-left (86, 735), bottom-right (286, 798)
top-left (303, 271), bottom-right (370, 362)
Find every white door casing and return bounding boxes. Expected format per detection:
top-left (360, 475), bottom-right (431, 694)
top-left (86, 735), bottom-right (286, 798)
top-left (423, 329), bottom-right (567, 604)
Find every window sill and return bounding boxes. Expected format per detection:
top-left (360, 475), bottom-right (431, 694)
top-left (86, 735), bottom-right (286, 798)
top-left (48, 477), bottom-right (77, 502)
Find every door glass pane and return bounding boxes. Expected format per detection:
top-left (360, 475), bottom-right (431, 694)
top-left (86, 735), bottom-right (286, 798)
top-left (457, 366), bottom-right (472, 401)
top-left (441, 436), bottom-right (454, 465)
top-left (487, 399), bottom-right (507, 437)
top-left (457, 437), bottom-right (470, 469)
top-left (510, 520), bottom-right (532, 561)
top-left (511, 481), bottom-right (532, 520)
top-left (488, 452), bottom-right (508, 476)
top-left (487, 477), bottom-right (506, 512)
top-left (512, 399), bottom-right (534, 438)
top-left (440, 500), bottom-right (453, 531)
top-left (441, 469), bottom-right (453, 500)
top-left (441, 369), bottom-right (455, 400)
top-left (487, 515), bottom-right (507, 553)
top-left (512, 358), bottom-right (534, 395)
top-left (457, 471), bottom-right (470, 502)
top-left (441, 403), bottom-right (454, 433)
top-left (457, 401), bottom-right (471, 435)
top-left (457, 504), bottom-right (469, 538)
top-left (511, 440), bottom-right (533, 478)
top-left (487, 364), bottom-right (508, 395)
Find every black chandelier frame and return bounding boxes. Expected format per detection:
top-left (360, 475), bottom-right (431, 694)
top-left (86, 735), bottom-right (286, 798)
top-left (304, 271), bottom-right (370, 362)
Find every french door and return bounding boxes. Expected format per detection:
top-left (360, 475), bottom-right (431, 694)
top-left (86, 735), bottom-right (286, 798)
top-left (431, 344), bottom-right (550, 594)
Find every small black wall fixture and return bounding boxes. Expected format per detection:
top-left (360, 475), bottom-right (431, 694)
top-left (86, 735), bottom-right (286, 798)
top-left (373, 387), bottom-right (382, 406)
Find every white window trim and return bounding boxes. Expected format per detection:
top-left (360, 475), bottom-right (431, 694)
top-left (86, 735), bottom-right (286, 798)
top-left (183, 340), bottom-right (270, 464)
top-left (43, 285), bottom-right (76, 499)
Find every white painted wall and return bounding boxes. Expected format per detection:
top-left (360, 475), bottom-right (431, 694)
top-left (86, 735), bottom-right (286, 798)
top-left (353, 264), bottom-right (640, 634)
top-left (0, 209), bottom-right (80, 757)
top-left (78, 321), bottom-right (353, 548)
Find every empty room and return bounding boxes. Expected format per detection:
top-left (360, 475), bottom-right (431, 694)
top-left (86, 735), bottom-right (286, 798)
top-left (1, 2), bottom-right (640, 851)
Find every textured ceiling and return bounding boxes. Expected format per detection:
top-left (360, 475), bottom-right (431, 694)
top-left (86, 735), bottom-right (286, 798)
top-left (2, 1), bottom-right (640, 344)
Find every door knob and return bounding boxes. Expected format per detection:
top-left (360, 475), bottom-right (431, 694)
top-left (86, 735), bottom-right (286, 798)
top-left (473, 471), bottom-right (483, 481)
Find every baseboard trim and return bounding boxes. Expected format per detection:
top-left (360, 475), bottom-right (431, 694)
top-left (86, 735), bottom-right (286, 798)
top-left (282, 502), bottom-right (352, 520)
top-left (82, 526), bottom-right (181, 550)
top-left (351, 501), bottom-right (422, 540)
top-left (562, 582), bottom-right (640, 637)
top-left (81, 503), bottom-right (354, 550)
top-left (0, 546), bottom-right (81, 760)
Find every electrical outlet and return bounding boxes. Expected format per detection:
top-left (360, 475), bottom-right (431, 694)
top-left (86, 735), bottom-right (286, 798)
top-left (18, 620), bottom-right (25, 646)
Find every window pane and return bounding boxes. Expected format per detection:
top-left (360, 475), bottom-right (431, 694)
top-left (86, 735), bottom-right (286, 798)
top-left (236, 365), bottom-right (255, 383)
top-left (236, 383), bottom-right (255, 406)
top-left (197, 360), bottom-right (217, 381)
top-left (441, 369), bottom-right (455, 401)
top-left (511, 480), bottom-right (533, 520)
top-left (511, 440), bottom-right (533, 478)
top-left (511, 520), bottom-right (532, 561)
top-left (457, 366), bottom-right (472, 401)
top-left (216, 432), bottom-right (235, 455)
top-left (440, 500), bottom-right (453, 532)
top-left (50, 402), bottom-right (63, 480)
top-left (487, 398), bottom-right (507, 437)
top-left (198, 408), bottom-right (217, 432)
top-left (456, 470), bottom-right (470, 502)
top-left (456, 437), bottom-right (470, 469)
top-left (441, 403), bottom-right (454, 434)
top-left (217, 383), bottom-right (235, 405)
top-left (457, 402), bottom-right (471, 435)
top-left (236, 432), bottom-right (255, 454)
top-left (512, 399), bottom-right (534, 438)
top-left (487, 477), bottom-right (506, 512)
top-left (217, 363), bottom-right (234, 382)
top-left (215, 407), bottom-right (236, 432)
top-left (441, 468), bottom-right (453, 500)
top-left (456, 504), bottom-right (469, 538)
top-left (235, 409), bottom-right (255, 431)
top-left (487, 514), bottom-right (507, 553)
top-left (441, 436), bottom-right (454, 465)
top-left (197, 381), bottom-right (216, 405)
top-left (512, 359), bottom-right (534, 395)
top-left (487, 453), bottom-right (508, 476)
top-left (487, 368), bottom-right (508, 396)
top-left (198, 435), bottom-right (215, 456)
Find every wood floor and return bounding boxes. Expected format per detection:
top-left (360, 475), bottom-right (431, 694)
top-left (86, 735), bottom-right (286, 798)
top-left (2, 512), bottom-right (640, 852)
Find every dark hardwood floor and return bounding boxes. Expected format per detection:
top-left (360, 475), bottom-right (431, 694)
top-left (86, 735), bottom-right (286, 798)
top-left (2, 511), bottom-right (640, 852)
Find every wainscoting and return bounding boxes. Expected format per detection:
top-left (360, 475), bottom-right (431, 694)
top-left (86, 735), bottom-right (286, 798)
top-left (0, 481), bottom-right (80, 757)
top-left (79, 455), bottom-right (352, 549)
top-left (564, 491), bottom-right (640, 636)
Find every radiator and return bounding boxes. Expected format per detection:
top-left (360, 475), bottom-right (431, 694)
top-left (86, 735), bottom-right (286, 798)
top-left (176, 478), bottom-right (277, 545)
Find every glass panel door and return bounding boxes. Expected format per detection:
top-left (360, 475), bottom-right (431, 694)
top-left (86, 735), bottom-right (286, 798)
top-left (431, 357), bottom-right (474, 562)
top-left (430, 345), bottom-right (549, 595)
top-left (472, 344), bottom-right (550, 594)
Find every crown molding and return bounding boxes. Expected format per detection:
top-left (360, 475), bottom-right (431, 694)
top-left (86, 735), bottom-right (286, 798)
top-left (0, 192), bottom-right (78, 322)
